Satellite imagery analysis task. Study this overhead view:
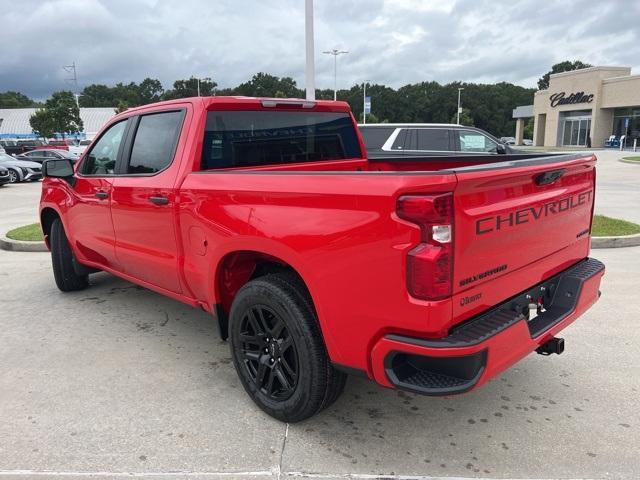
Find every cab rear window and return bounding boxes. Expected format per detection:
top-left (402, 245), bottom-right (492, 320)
top-left (201, 111), bottom-right (362, 169)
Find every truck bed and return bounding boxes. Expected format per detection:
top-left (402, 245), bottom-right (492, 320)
top-left (213, 152), bottom-right (579, 173)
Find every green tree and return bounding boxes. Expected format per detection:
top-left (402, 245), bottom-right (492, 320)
top-left (31, 91), bottom-right (83, 138)
top-left (451, 108), bottom-right (473, 126)
top-left (537, 60), bottom-right (592, 90)
top-left (523, 118), bottom-right (534, 139)
top-left (29, 108), bottom-right (56, 138)
top-left (0, 91), bottom-right (36, 108)
top-left (138, 78), bottom-right (164, 104)
top-left (78, 84), bottom-right (114, 107)
top-left (163, 77), bottom-right (217, 99)
top-left (115, 100), bottom-right (130, 114)
top-left (234, 73), bottom-right (302, 98)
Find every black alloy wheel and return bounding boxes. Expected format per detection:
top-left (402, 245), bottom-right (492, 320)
top-left (229, 272), bottom-right (347, 422)
top-left (239, 305), bottom-right (299, 400)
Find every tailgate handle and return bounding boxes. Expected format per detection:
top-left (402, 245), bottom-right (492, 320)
top-left (535, 169), bottom-right (565, 186)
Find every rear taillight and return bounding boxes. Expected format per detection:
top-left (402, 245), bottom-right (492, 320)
top-left (397, 193), bottom-right (453, 301)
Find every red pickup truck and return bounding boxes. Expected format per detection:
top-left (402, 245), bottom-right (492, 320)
top-left (40, 97), bottom-right (604, 422)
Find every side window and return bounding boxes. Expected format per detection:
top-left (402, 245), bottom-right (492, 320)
top-left (404, 129), bottom-right (417, 150)
top-left (359, 127), bottom-right (395, 150)
top-left (457, 130), bottom-right (498, 153)
top-left (81, 120), bottom-right (128, 175)
top-left (391, 129), bottom-right (408, 150)
top-left (127, 111), bottom-right (183, 174)
top-left (416, 129), bottom-right (450, 151)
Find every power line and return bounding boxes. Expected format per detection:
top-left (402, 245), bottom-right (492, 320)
top-left (63, 62), bottom-right (80, 107)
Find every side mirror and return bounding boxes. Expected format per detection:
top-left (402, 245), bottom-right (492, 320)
top-left (43, 158), bottom-right (75, 180)
top-left (496, 143), bottom-right (507, 154)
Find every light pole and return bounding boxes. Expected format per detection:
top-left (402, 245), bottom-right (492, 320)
top-left (456, 87), bottom-right (464, 124)
top-left (362, 80), bottom-right (371, 124)
top-left (305, 0), bottom-right (315, 100)
top-left (323, 49), bottom-right (348, 101)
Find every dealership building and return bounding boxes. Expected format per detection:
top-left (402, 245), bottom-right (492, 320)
top-left (513, 66), bottom-right (640, 148)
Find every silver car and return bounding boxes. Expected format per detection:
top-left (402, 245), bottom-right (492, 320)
top-left (0, 153), bottom-right (43, 183)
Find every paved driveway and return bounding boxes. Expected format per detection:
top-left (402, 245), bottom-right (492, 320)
top-left (0, 152), bottom-right (639, 479)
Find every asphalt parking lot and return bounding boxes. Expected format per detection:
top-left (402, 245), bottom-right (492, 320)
top-left (1, 150), bottom-right (639, 479)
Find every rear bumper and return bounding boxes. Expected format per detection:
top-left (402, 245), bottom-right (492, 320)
top-left (370, 258), bottom-right (605, 395)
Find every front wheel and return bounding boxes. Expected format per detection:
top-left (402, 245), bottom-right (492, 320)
top-left (7, 169), bottom-right (19, 183)
top-left (229, 272), bottom-right (346, 422)
top-left (50, 218), bottom-right (89, 292)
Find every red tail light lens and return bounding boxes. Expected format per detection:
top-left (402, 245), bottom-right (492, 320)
top-left (397, 193), bottom-right (453, 301)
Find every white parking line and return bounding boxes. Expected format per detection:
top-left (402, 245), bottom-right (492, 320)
top-left (0, 471), bottom-right (274, 478)
top-left (0, 470), bottom-right (599, 480)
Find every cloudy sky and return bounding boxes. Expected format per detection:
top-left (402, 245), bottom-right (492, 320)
top-left (1, 0), bottom-right (639, 99)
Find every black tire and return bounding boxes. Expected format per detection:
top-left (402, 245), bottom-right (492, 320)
top-left (229, 272), bottom-right (346, 422)
top-left (7, 169), bottom-right (19, 183)
top-left (50, 218), bottom-right (89, 292)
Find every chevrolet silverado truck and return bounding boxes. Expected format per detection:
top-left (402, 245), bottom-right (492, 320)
top-left (40, 97), bottom-right (604, 422)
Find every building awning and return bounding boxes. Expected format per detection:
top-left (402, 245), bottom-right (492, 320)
top-left (512, 105), bottom-right (534, 119)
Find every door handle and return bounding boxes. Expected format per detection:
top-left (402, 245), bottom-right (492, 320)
top-left (149, 195), bottom-right (169, 206)
top-left (95, 191), bottom-right (109, 199)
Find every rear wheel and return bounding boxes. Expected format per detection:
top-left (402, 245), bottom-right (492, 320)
top-left (50, 218), bottom-right (89, 292)
top-left (229, 272), bottom-right (346, 422)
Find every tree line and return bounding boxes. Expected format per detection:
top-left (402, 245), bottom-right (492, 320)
top-left (0, 61), bottom-right (591, 138)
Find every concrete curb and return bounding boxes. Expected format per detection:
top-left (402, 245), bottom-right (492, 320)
top-left (592, 233), bottom-right (640, 249)
top-left (0, 234), bottom-right (48, 252)
top-left (619, 158), bottom-right (640, 165)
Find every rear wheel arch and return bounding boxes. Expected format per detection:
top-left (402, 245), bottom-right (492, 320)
top-left (214, 251), bottom-right (318, 337)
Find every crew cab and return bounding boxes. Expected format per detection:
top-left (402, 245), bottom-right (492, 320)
top-left (40, 97), bottom-right (604, 422)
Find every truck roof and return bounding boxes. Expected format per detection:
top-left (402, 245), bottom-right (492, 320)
top-left (121, 96), bottom-right (353, 116)
top-left (358, 123), bottom-right (463, 127)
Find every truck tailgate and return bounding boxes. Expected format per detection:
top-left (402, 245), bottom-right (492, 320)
top-left (452, 154), bottom-right (596, 296)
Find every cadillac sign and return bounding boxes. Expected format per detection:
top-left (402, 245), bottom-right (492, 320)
top-left (549, 91), bottom-right (594, 108)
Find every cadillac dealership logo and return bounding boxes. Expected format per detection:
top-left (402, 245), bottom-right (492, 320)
top-left (549, 91), bottom-right (594, 107)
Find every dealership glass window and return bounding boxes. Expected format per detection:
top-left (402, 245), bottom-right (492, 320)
top-left (613, 108), bottom-right (640, 145)
top-left (559, 111), bottom-right (591, 147)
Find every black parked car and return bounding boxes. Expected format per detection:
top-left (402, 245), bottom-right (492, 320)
top-left (358, 123), bottom-right (521, 158)
top-left (15, 149), bottom-right (78, 165)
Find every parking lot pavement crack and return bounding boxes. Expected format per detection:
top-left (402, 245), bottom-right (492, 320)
top-left (275, 422), bottom-right (290, 480)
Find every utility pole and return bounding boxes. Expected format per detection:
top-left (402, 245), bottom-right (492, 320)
top-left (456, 87), bottom-right (464, 124)
top-left (63, 62), bottom-right (80, 107)
top-left (197, 78), bottom-right (200, 97)
top-left (305, 0), bottom-right (315, 101)
top-left (323, 49), bottom-right (348, 101)
top-left (362, 80), bottom-right (371, 124)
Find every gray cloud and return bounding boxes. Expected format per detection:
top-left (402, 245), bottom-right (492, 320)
top-left (0, 0), bottom-right (638, 99)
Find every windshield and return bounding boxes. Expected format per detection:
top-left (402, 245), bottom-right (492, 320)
top-left (0, 153), bottom-right (15, 161)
